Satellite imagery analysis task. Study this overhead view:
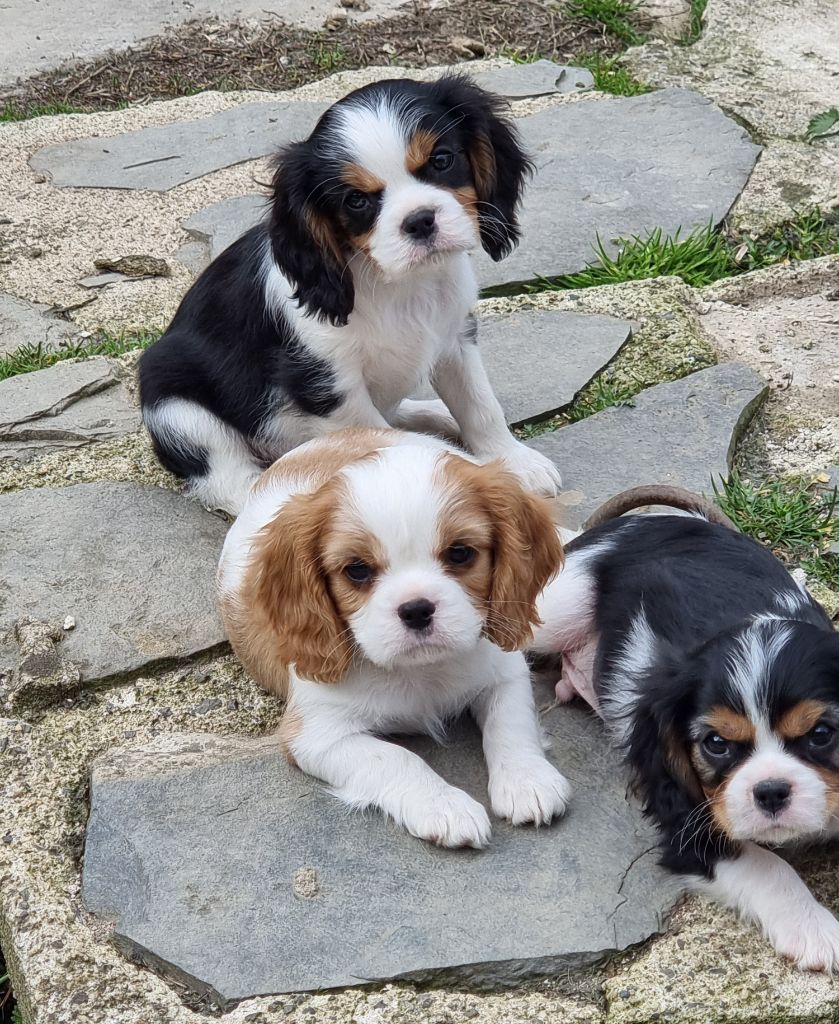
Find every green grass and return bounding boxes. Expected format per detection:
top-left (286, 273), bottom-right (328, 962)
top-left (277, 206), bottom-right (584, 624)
top-left (0, 330), bottom-right (159, 382)
top-left (566, 0), bottom-right (645, 46)
top-left (680, 0), bottom-right (709, 45)
top-left (0, 100), bottom-right (87, 121)
top-left (575, 53), bottom-right (653, 96)
top-left (528, 210), bottom-right (839, 294)
top-left (307, 38), bottom-right (347, 72)
top-left (715, 473), bottom-right (839, 591)
top-left (516, 376), bottom-right (638, 437)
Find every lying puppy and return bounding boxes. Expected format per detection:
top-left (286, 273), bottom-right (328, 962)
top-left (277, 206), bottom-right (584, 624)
top-left (530, 488), bottom-right (839, 970)
top-left (139, 75), bottom-right (561, 514)
top-left (217, 428), bottom-right (569, 847)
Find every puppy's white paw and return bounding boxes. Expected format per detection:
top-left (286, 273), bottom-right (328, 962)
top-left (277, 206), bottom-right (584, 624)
top-left (402, 786), bottom-right (492, 849)
top-left (501, 445), bottom-right (562, 497)
top-left (489, 758), bottom-right (571, 826)
top-left (771, 902), bottom-right (839, 972)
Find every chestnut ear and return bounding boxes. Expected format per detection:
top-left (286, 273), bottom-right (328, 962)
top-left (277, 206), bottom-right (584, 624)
top-left (431, 75), bottom-right (533, 261)
top-left (249, 484), bottom-right (353, 683)
top-left (269, 141), bottom-right (354, 326)
top-left (470, 461), bottom-right (564, 651)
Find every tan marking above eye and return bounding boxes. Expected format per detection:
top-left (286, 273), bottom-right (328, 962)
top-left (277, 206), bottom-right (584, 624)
top-left (776, 699), bottom-right (830, 740)
top-left (342, 163), bottom-right (385, 193)
top-left (406, 129), bottom-right (438, 174)
top-left (703, 706), bottom-right (756, 744)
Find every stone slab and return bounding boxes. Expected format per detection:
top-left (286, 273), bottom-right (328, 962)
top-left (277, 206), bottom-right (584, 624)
top-left (173, 89), bottom-right (760, 285)
top-left (474, 60), bottom-right (594, 98)
top-left (82, 698), bottom-right (680, 1005)
top-left (0, 292), bottom-right (78, 356)
top-left (413, 308), bottom-right (633, 425)
top-left (0, 356), bottom-right (115, 431)
top-left (181, 194), bottom-right (268, 265)
top-left (0, 483), bottom-right (228, 684)
top-left (29, 101), bottom-right (330, 192)
top-left (529, 362), bottom-right (767, 529)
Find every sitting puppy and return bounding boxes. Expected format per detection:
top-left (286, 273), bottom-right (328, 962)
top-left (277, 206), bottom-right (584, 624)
top-left (217, 428), bottom-right (570, 847)
top-left (139, 75), bottom-right (561, 514)
top-left (530, 499), bottom-right (839, 970)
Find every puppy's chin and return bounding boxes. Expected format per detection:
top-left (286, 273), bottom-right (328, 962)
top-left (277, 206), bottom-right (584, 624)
top-left (354, 618), bottom-right (484, 670)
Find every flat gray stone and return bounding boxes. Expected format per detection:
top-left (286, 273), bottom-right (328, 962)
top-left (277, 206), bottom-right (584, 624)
top-left (529, 362), bottom-right (768, 529)
top-left (414, 308), bottom-right (633, 425)
top-left (0, 356), bottom-right (114, 430)
top-left (173, 89), bottom-right (759, 285)
top-left (0, 292), bottom-right (78, 356)
top-left (0, 483), bottom-right (228, 684)
top-left (29, 101), bottom-right (329, 192)
top-left (78, 272), bottom-right (126, 289)
top-left (474, 60), bottom-right (594, 98)
top-left (82, 697), bottom-right (680, 1005)
top-left (476, 89), bottom-right (760, 290)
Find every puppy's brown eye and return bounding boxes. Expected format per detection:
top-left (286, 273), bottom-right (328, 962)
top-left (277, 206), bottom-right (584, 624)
top-left (345, 190), bottom-right (369, 211)
top-left (429, 149), bottom-right (454, 172)
top-left (344, 561), bottom-right (374, 584)
top-left (702, 733), bottom-right (731, 758)
top-left (444, 543), bottom-right (476, 567)
top-left (809, 722), bottom-right (835, 748)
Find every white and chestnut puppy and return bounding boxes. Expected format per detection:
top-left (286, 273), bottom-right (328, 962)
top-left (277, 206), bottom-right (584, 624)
top-left (218, 428), bottom-right (570, 847)
top-left (139, 75), bottom-right (562, 514)
top-left (530, 507), bottom-right (839, 970)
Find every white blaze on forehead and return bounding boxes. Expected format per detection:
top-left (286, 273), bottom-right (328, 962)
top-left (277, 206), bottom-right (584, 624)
top-left (726, 618), bottom-right (793, 734)
top-left (341, 445), bottom-right (445, 566)
top-left (334, 97), bottom-right (420, 185)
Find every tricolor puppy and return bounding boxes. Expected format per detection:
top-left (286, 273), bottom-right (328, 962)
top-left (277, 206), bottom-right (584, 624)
top-left (530, 495), bottom-right (839, 970)
top-left (218, 428), bottom-right (570, 847)
top-left (139, 75), bottom-right (561, 514)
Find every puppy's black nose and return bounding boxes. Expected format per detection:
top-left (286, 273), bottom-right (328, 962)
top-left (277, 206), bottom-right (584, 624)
top-left (401, 208), bottom-right (437, 240)
top-left (398, 598), bottom-right (436, 631)
top-left (753, 779), bottom-right (792, 816)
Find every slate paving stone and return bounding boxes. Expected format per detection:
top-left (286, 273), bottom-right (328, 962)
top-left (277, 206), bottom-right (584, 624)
top-left (473, 60), bottom-right (594, 98)
top-left (172, 89), bottom-right (760, 284)
top-left (528, 362), bottom-right (768, 529)
top-left (413, 308), bottom-right (633, 424)
top-left (0, 358), bottom-right (141, 460)
top-left (0, 292), bottom-right (79, 356)
top-left (180, 194), bottom-right (267, 267)
top-left (29, 101), bottom-right (330, 191)
top-left (82, 697), bottom-right (681, 1005)
top-left (0, 483), bottom-right (228, 684)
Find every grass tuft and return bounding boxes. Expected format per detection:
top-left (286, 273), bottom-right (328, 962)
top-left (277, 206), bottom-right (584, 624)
top-left (679, 0), bottom-right (709, 45)
top-left (565, 376), bottom-right (638, 421)
top-left (0, 330), bottom-right (159, 382)
top-left (529, 209), bottom-right (839, 294)
top-left (715, 473), bottom-right (839, 591)
top-left (0, 100), bottom-right (87, 121)
top-left (575, 53), bottom-right (653, 95)
top-left (566, 0), bottom-right (645, 46)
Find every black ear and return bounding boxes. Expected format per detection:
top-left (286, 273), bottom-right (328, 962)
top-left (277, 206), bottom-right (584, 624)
top-left (432, 75), bottom-right (533, 261)
top-left (625, 655), bottom-right (732, 878)
top-left (269, 141), bottom-right (354, 327)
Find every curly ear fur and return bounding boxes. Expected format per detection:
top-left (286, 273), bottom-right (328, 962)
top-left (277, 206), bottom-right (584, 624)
top-left (242, 482), bottom-right (354, 685)
top-left (626, 661), bottom-right (735, 877)
top-left (461, 460), bottom-right (564, 650)
top-left (270, 141), bottom-right (354, 326)
top-left (431, 76), bottom-right (533, 261)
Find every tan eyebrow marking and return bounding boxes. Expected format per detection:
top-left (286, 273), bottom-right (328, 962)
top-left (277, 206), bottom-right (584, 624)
top-left (406, 129), bottom-right (438, 174)
top-left (704, 706), bottom-right (756, 744)
top-left (342, 163), bottom-right (385, 193)
top-left (777, 699), bottom-right (829, 740)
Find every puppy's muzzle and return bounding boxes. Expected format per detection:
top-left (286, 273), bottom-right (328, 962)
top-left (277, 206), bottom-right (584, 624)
top-left (753, 778), bottom-right (792, 817)
top-left (398, 598), bottom-right (436, 632)
top-left (401, 208), bottom-right (437, 242)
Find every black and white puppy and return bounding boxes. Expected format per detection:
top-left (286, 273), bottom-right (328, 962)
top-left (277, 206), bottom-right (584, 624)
top-left (531, 511), bottom-right (839, 970)
top-left (139, 76), bottom-right (561, 514)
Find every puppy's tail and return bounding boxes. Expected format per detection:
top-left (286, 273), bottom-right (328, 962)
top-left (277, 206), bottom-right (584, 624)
top-left (582, 485), bottom-right (739, 532)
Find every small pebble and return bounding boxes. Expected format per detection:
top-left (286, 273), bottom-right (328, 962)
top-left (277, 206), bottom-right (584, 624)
top-left (63, 615), bottom-right (76, 631)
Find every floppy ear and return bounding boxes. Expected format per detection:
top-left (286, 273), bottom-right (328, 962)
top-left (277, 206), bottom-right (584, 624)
top-left (269, 141), bottom-right (354, 326)
top-left (472, 462), bottom-right (563, 651)
top-left (432, 75), bottom-right (533, 261)
top-left (625, 659), bottom-right (732, 875)
top-left (248, 484), bottom-right (353, 683)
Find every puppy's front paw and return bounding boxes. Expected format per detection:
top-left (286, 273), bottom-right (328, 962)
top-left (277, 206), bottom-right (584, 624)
top-left (402, 786), bottom-right (492, 849)
top-left (772, 901), bottom-right (839, 972)
top-left (501, 445), bottom-right (562, 497)
top-left (489, 758), bottom-right (571, 826)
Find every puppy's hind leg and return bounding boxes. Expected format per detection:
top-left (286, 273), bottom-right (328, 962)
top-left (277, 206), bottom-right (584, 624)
top-left (389, 398), bottom-right (462, 442)
top-left (144, 398), bottom-right (262, 516)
